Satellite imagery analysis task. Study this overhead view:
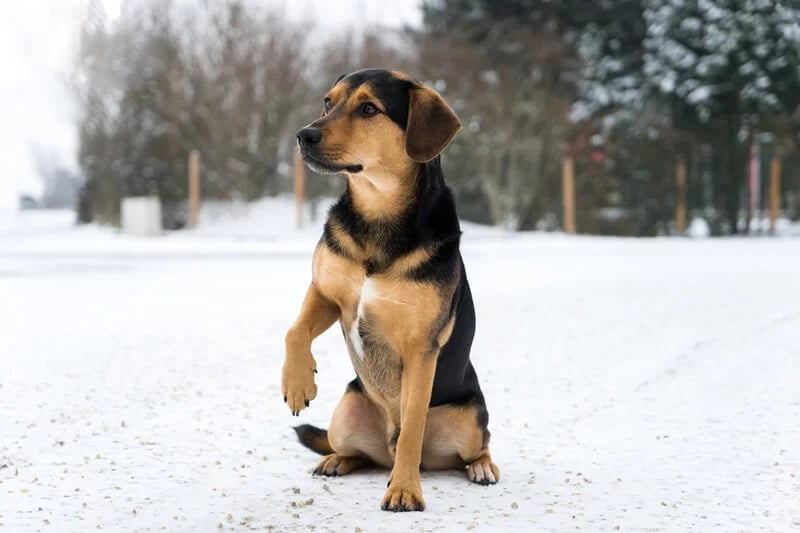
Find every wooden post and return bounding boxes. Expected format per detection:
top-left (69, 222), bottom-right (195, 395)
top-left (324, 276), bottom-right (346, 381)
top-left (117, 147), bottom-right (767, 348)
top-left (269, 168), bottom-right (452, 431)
top-left (294, 151), bottom-right (305, 229)
top-left (188, 150), bottom-right (201, 228)
top-left (675, 159), bottom-right (687, 235)
top-left (769, 156), bottom-right (781, 234)
top-left (562, 156), bottom-right (576, 234)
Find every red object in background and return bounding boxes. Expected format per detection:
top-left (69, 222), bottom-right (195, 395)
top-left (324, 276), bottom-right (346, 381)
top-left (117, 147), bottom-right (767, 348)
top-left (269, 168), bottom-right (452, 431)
top-left (749, 140), bottom-right (760, 217)
top-left (591, 149), bottom-right (606, 164)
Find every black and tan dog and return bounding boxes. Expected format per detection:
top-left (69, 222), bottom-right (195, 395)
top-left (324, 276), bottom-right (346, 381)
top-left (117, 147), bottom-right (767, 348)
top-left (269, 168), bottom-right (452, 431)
top-left (281, 69), bottom-right (499, 512)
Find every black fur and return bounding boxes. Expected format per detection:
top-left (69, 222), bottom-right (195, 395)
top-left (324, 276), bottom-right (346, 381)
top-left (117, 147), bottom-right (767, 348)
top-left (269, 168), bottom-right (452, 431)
top-left (345, 377), bottom-right (364, 394)
top-left (430, 260), bottom-right (485, 409)
top-left (294, 424), bottom-right (333, 456)
top-left (339, 69), bottom-right (413, 129)
top-left (325, 157), bottom-right (461, 277)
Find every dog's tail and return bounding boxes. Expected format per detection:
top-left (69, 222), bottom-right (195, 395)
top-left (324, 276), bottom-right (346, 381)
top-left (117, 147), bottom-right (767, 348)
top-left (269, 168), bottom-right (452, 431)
top-left (293, 424), bottom-right (334, 455)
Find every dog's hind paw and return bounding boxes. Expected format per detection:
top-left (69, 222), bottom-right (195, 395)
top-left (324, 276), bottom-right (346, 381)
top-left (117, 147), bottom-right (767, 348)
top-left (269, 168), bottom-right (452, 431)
top-left (467, 457), bottom-right (500, 485)
top-left (312, 454), bottom-right (367, 476)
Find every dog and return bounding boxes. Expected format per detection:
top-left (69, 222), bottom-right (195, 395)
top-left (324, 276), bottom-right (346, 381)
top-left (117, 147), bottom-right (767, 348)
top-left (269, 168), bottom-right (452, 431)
top-left (282, 69), bottom-right (499, 512)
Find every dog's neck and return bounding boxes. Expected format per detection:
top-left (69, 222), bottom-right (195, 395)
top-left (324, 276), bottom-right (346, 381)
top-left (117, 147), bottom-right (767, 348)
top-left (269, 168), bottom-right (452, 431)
top-left (345, 162), bottom-right (421, 223)
top-left (326, 158), bottom-right (459, 267)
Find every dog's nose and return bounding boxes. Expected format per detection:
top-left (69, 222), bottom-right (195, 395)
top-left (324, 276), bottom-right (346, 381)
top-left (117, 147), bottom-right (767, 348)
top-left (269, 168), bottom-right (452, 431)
top-left (296, 127), bottom-right (322, 148)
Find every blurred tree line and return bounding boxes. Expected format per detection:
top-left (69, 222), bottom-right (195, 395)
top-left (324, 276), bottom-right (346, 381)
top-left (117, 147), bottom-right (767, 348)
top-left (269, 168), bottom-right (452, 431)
top-left (76, 0), bottom-right (800, 234)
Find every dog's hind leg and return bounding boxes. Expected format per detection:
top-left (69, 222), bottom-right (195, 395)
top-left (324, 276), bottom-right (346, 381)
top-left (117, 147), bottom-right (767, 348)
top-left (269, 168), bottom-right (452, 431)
top-left (420, 401), bottom-right (500, 485)
top-left (312, 379), bottom-right (393, 476)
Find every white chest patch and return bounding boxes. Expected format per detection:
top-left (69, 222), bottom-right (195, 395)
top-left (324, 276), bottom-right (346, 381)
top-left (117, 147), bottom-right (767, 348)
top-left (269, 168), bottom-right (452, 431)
top-left (349, 277), bottom-right (376, 359)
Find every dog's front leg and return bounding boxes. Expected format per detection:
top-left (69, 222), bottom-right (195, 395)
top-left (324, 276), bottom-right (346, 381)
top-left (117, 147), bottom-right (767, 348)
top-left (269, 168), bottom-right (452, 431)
top-left (381, 347), bottom-right (438, 512)
top-left (282, 283), bottom-right (339, 416)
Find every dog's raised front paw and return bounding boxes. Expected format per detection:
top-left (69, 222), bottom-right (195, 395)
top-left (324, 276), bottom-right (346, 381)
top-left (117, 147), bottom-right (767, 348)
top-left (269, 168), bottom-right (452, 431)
top-left (281, 352), bottom-right (317, 416)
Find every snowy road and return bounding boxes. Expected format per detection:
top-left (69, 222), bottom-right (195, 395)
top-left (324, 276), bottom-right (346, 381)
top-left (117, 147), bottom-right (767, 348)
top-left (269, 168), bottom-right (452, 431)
top-left (1, 211), bottom-right (798, 532)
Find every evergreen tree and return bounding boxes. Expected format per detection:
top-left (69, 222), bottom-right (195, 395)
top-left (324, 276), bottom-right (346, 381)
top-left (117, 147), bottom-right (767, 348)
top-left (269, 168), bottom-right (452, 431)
top-left (576, 0), bottom-right (800, 233)
top-left (643, 0), bottom-right (800, 232)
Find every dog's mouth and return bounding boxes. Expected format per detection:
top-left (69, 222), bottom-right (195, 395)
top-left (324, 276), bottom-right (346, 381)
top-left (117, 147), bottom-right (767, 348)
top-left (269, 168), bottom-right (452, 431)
top-left (299, 149), bottom-right (363, 175)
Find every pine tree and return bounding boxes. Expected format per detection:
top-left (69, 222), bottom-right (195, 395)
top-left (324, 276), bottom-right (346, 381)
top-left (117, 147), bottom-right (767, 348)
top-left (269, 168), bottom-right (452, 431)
top-left (574, 0), bottom-right (647, 119)
top-left (645, 0), bottom-right (800, 232)
top-left (576, 0), bottom-right (800, 233)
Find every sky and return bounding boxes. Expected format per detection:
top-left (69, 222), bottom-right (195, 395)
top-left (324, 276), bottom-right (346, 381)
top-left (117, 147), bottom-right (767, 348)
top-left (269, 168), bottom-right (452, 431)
top-left (0, 0), bottom-right (421, 211)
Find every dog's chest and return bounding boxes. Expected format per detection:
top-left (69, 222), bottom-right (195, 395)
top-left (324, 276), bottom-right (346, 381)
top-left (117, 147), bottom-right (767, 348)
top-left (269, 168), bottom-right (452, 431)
top-left (313, 245), bottom-right (442, 398)
top-left (347, 277), bottom-right (377, 360)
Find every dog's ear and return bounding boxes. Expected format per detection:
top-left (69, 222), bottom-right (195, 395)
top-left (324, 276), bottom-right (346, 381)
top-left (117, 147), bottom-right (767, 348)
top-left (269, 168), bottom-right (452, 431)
top-left (405, 86), bottom-right (461, 163)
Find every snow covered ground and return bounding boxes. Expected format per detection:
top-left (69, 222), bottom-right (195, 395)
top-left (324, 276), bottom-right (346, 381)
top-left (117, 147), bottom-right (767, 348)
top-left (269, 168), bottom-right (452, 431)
top-left (1, 202), bottom-right (798, 532)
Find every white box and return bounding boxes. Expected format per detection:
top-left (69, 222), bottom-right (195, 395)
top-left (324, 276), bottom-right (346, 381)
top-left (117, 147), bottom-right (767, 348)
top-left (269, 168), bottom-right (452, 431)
top-left (121, 196), bottom-right (162, 236)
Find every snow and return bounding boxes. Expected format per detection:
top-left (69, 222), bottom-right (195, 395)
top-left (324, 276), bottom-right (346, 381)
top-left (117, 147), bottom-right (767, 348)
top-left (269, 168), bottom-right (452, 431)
top-left (580, 1), bottom-right (800, 123)
top-left (1, 203), bottom-right (799, 532)
top-left (687, 216), bottom-right (710, 238)
top-left (687, 86), bottom-right (713, 104)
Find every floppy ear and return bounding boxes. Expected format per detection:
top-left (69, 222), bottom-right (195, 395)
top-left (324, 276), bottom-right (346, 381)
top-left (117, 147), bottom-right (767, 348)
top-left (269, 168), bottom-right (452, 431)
top-left (405, 86), bottom-right (462, 163)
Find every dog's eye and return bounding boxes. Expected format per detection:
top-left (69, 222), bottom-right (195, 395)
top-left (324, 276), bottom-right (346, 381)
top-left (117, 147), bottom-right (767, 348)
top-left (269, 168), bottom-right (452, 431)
top-left (324, 98), bottom-right (333, 111)
top-left (360, 103), bottom-right (378, 117)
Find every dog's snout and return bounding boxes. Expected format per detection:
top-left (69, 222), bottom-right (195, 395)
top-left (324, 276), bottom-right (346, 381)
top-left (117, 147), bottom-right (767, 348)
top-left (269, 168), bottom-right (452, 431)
top-left (297, 127), bottom-right (322, 149)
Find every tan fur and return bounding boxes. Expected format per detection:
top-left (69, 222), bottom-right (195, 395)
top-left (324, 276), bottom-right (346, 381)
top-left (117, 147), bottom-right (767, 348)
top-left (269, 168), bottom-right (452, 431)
top-left (385, 245), bottom-right (436, 277)
top-left (389, 70), bottom-right (418, 83)
top-left (325, 219), bottom-right (436, 277)
top-left (282, 283), bottom-right (340, 414)
top-left (435, 314), bottom-right (456, 350)
top-left (324, 220), bottom-right (363, 260)
top-left (422, 404), bottom-right (486, 469)
top-left (383, 350), bottom-right (438, 510)
top-left (311, 243), bottom-right (364, 312)
top-left (318, 85), bottom-right (418, 221)
top-left (328, 388), bottom-right (393, 467)
top-left (466, 453), bottom-right (501, 485)
top-left (323, 388), bottom-right (496, 474)
top-left (405, 86), bottom-right (462, 163)
top-left (312, 239), bottom-right (453, 405)
top-left (313, 454), bottom-right (370, 476)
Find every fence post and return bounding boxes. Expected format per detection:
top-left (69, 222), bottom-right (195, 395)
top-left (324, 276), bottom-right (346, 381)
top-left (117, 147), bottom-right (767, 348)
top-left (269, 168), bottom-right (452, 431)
top-left (294, 151), bottom-right (305, 229)
top-left (769, 156), bottom-right (781, 235)
top-left (675, 158), bottom-right (687, 235)
top-left (562, 156), bottom-right (576, 234)
top-left (188, 150), bottom-right (201, 228)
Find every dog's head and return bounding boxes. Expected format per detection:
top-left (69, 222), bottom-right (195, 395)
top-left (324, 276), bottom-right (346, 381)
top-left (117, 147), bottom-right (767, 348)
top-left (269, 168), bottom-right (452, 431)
top-left (296, 69), bottom-right (461, 183)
